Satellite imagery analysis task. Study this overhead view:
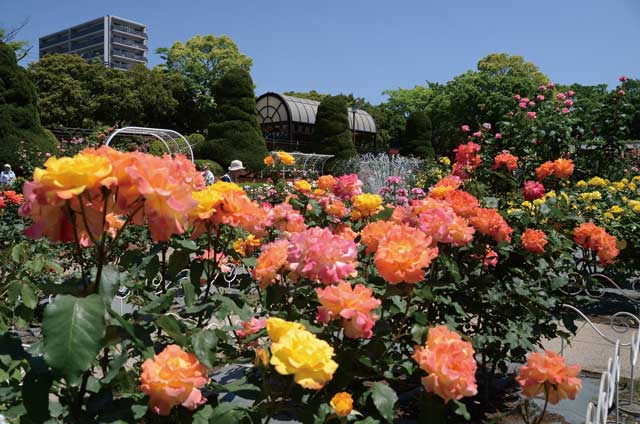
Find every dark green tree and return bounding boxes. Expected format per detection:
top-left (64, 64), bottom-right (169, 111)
top-left (401, 111), bottom-right (434, 158)
top-left (312, 95), bottom-right (357, 163)
top-left (204, 68), bottom-right (267, 171)
top-left (0, 42), bottom-right (56, 170)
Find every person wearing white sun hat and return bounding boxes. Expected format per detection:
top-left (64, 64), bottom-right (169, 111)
top-left (221, 160), bottom-right (245, 183)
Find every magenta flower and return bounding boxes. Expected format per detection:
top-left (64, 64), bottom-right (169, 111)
top-left (519, 102), bottom-right (528, 109)
top-left (495, 133), bottom-right (503, 140)
top-left (523, 181), bottom-right (545, 201)
top-left (461, 125), bottom-right (470, 132)
top-left (619, 75), bottom-right (629, 82)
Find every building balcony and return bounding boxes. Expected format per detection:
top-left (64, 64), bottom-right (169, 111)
top-left (111, 50), bottom-right (146, 63)
top-left (111, 25), bottom-right (147, 39)
top-left (69, 24), bottom-right (105, 40)
top-left (112, 38), bottom-right (147, 51)
top-left (40, 37), bottom-right (69, 49)
top-left (70, 41), bottom-right (104, 54)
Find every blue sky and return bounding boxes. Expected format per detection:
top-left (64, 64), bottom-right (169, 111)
top-left (2, 0), bottom-right (639, 104)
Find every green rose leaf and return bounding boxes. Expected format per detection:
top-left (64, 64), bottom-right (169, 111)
top-left (370, 381), bottom-right (397, 422)
top-left (42, 294), bottom-right (106, 380)
top-left (192, 329), bottom-right (218, 368)
top-left (20, 282), bottom-right (38, 309)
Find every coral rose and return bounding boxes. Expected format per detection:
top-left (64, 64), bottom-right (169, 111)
top-left (521, 228), bottom-right (548, 254)
top-left (469, 208), bottom-right (513, 243)
top-left (361, 220), bottom-right (397, 254)
top-left (535, 161), bottom-right (555, 182)
top-left (316, 282), bottom-right (381, 339)
top-left (287, 227), bottom-right (358, 284)
top-left (443, 190), bottom-right (479, 218)
top-left (140, 345), bottom-right (209, 415)
top-left (332, 174), bottom-right (363, 200)
top-left (317, 175), bottom-right (337, 191)
top-left (374, 225), bottom-right (438, 284)
top-left (267, 318), bottom-right (338, 389)
top-left (253, 239), bottom-right (290, 288)
top-left (573, 222), bottom-right (619, 265)
top-left (330, 392), bottom-right (353, 417)
top-left (516, 351), bottom-right (582, 404)
top-left (412, 326), bottom-right (477, 403)
top-left (493, 152), bottom-right (518, 171)
top-left (237, 317), bottom-right (267, 338)
top-left (553, 158), bottom-right (574, 179)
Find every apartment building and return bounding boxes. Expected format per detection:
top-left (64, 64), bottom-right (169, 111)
top-left (39, 15), bottom-right (147, 71)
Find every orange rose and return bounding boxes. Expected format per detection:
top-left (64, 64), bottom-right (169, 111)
top-left (140, 345), bottom-right (209, 415)
top-left (553, 158), bottom-right (574, 179)
top-left (361, 220), bottom-right (396, 254)
top-left (521, 228), bottom-right (548, 254)
top-left (535, 161), bottom-right (555, 182)
top-left (330, 392), bottom-right (353, 417)
top-left (374, 225), bottom-right (438, 284)
top-left (516, 351), bottom-right (582, 404)
top-left (413, 326), bottom-right (477, 403)
top-left (317, 175), bottom-right (337, 191)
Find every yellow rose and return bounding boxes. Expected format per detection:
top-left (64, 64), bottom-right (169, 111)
top-left (613, 182), bottom-right (625, 190)
top-left (575, 180), bottom-right (588, 188)
top-left (294, 180), bottom-right (312, 193)
top-left (276, 151), bottom-right (296, 165)
top-left (34, 153), bottom-right (115, 201)
top-left (330, 392), bottom-right (353, 417)
top-left (267, 318), bottom-right (338, 389)
top-left (438, 157), bottom-right (451, 166)
top-left (533, 199), bottom-right (544, 206)
top-left (604, 212), bottom-right (614, 220)
top-left (521, 201), bottom-right (533, 209)
top-left (629, 183), bottom-right (637, 191)
top-left (351, 193), bottom-right (383, 220)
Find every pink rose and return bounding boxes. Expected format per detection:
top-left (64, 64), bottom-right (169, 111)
top-left (523, 180), bottom-right (545, 201)
top-left (556, 93), bottom-right (566, 100)
top-left (527, 112), bottom-right (537, 119)
top-left (519, 102), bottom-right (528, 109)
top-left (562, 107), bottom-right (570, 114)
top-left (482, 123), bottom-right (491, 130)
top-left (461, 125), bottom-right (470, 132)
top-left (547, 82), bottom-right (556, 89)
top-left (514, 94), bottom-right (521, 101)
top-left (536, 95), bottom-right (545, 101)
top-left (618, 89), bottom-right (626, 96)
top-left (619, 75), bottom-right (629, 82)
top-left (528, 101), bottom-right (535, 107)
top-left (495, 133), bottom-right (502, 140)
top-left (538, 85), bottom-right (546, 91)
top-left (472, 131), bottom-right (482, 138)
top-left (567, 90), bottom-right (575, 97)
top-left (564, 99), bottom-right (574, 107)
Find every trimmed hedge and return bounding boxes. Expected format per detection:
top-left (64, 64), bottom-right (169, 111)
top-left (401, 111), bottom-right (434, 159)
top-left (204, 68), bottom-right (267, 171)
top-left (0, 42), bottom-right (56, 174)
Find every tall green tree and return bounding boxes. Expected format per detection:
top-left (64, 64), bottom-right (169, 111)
top-left (0, 42), bottom-right (56, 169)
top-left (401, 111), bottom-right (434, 158)
top-left (383, 53), bottom-right (549, 154)
top-left (204, 68), bottom-right (267, 171)
top-left (157, 35), bottom-right (252, 132)
top-left (312, 95), bottom-right (356, 163)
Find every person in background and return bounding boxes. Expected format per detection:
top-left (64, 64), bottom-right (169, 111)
top-left (202, 165), bottom-right (215, 186)
top-left (221, 160), bottom-right (245, 183)
top-left (0, 164), bottom-right (16, 186)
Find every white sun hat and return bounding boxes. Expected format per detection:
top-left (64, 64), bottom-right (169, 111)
top-left (228, 160), bottom-right (245, 171)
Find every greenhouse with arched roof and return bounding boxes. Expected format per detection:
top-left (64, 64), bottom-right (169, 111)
top-left (255, 92), bottom-right (377, 152)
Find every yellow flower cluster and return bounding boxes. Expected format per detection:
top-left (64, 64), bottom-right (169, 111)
top-left (579, 191), bottom-right (602, 202)
top-left (267, 318), bottom-right (338, 389)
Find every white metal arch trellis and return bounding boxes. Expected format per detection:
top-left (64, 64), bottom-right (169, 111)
top-left (104, 126), bottom-right (194, 162)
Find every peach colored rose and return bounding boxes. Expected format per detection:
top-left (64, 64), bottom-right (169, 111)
top-left (140, 345), bottom-right (209, 415)
top-left (516, 351), bottom-right (582, 404)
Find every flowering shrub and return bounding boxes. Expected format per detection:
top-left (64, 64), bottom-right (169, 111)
top-left (1, 137), bottom-right (626, 423)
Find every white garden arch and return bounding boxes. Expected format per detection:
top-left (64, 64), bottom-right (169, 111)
top-left (104, 126), bottom-right (194, 162)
